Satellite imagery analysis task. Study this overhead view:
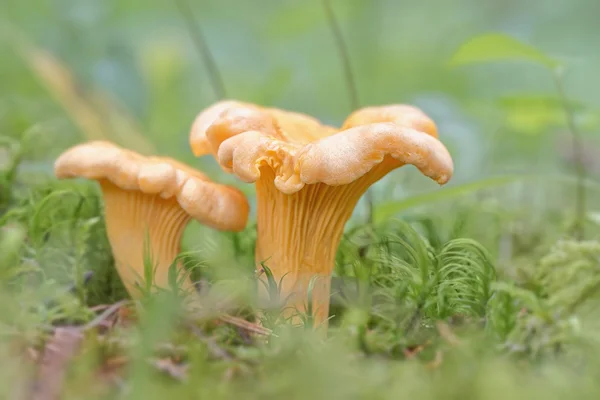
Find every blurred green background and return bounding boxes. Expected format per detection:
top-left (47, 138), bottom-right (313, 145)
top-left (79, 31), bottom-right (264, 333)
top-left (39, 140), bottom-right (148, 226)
top-left (2, 0), bottom-right (599, 227)
top-left (3, 2), bottom-right (600, 398)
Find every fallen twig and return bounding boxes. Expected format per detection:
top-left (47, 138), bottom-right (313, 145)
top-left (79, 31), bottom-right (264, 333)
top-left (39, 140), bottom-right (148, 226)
top-left (218, 314), bottom-right (273, 337)
top-left (82, 300), bottom-right (130, 332)
top-left (436, 321), bottom-right (463, 346)
top-left (28, 327), bottom-right (84, 400)
top-left (426, 350), bottom-right (444, 370)
top-left (149, 358), bottom-right (188, 382)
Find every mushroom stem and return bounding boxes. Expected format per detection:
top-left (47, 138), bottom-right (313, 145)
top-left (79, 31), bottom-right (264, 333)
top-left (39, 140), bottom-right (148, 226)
top-left (255, 162), bottom-right (395, 329)
top-left (100, 180), bottom-right (195, 298)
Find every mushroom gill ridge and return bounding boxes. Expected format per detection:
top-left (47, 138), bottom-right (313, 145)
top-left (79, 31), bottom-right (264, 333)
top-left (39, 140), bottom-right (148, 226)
top-left (254, 163), bottom-right (395, 326)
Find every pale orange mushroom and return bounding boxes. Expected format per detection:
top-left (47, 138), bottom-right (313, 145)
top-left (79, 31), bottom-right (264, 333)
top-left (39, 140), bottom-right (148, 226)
top-left (190, 102), bottom-right (454, 329)
top-left (54, 141), bottom-right (249, 298)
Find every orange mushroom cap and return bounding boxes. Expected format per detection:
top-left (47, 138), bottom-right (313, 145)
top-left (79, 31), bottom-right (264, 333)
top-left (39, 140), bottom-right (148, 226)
top-left (192, 102), bottom-right (452, 193)
top-left (189, 100), bottom-right (337, 157)
top-left (54, 141), bottom-right (249, 231)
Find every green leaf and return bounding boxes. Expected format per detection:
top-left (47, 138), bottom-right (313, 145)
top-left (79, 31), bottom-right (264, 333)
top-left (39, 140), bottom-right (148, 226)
top-left (588, 212), bottom-right (600, 226)
top-left (498, 94), bottom-right (584, 111)
top-left (449, 33), bottom-right (560, 69)
top-left (498, 94), bottom-right (568, 135)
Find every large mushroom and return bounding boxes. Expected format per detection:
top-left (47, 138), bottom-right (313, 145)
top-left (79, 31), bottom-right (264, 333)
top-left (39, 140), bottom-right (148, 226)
top-left (190, 102), bottom-right (454, 329)
top-left (54, 141), bottom-right (249, 298)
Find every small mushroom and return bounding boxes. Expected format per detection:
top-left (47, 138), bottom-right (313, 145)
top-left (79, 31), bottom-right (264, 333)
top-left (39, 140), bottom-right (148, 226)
top-left (190, 102), bottom-right (454, 329)
top-left (54, 141), bottom-right (249, 298)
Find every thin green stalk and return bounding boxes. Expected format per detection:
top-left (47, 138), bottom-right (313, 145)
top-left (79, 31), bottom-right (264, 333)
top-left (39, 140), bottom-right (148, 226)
top-left (552, 67), bottom-right (586, 240)
top-left (321, 0), bottom-right (360, 110)
top-left (174, 0), bottom-right (227, 100)
top-left (321, 0), bottom-right (374, 224)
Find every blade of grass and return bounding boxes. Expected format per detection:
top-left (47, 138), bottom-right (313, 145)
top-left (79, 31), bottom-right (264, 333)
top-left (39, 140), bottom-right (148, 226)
top-left (321, 0), bottom-right (375, 224)
top-left (374, 174), bottom-right (600, 223)
top-left (89, 89), bottom-right (156, 155)
top-left (7, 25), bottom-right (155, 154)
top-left (375, 175), bottom-right (527, 222)
top-left (174, 0), bottom-right (227, 100)
top-left (12, 37), bottom-right (107, 142)
top-left (321, 0), bottom-right (360, 110)
top-left (551, 67), bottom-right (587, 239)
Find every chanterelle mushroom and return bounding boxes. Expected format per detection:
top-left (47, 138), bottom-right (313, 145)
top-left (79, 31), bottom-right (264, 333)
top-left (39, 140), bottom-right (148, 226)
top-left (54, 141), bottom-right (249, 298)
top-left (190, 102), bottom-right (454, 329)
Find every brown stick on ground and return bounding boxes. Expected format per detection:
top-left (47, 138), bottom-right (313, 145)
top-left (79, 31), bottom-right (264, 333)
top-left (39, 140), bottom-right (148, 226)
top-left (28, 327), bottom-right (84, 400)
